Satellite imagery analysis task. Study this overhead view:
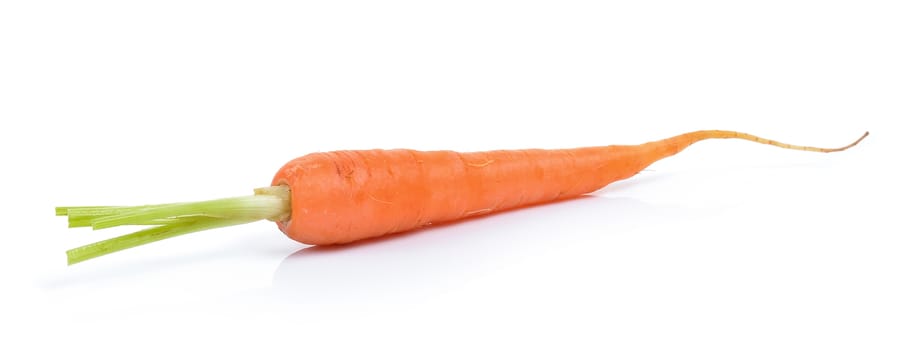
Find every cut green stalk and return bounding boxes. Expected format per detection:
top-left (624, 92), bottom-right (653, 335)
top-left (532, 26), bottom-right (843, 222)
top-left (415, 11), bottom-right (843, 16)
top-left (67, 216), bottom-right (185, 228)
top-left (57, 206), bottom-right (123, 216)
top-left (57, 185), bottom-right (291, 265)
top-left (66, 217), bottom-right (257, 265)
top-left (63, 205), bottom-right (184, 227)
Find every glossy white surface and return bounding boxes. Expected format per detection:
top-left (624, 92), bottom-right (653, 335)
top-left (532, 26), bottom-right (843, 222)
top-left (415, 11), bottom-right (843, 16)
top-left (2, 1), bottom-right (908, 349)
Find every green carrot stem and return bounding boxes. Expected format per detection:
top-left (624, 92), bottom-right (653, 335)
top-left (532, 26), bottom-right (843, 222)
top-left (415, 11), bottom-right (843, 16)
top-left (57, 186), bottom-right (291, 265)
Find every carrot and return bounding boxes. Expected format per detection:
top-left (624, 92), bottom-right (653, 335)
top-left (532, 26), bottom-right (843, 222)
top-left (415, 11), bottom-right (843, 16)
top-left (57, 130), bottom-right (868, 264)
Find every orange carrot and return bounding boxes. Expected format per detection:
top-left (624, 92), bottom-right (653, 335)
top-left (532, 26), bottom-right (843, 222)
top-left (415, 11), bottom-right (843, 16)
top-left (271, 130), bottom-right (868, 245)
top-left (57, 130), bottom-right (868, 264)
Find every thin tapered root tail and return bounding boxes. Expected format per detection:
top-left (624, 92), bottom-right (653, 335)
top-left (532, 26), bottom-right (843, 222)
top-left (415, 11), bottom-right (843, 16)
top-left (691, 130), bottom-right (869, 153)
top-left (824, 131), bottom-right (869, 152)
top-left (58, 186), bottom-right (291, 265)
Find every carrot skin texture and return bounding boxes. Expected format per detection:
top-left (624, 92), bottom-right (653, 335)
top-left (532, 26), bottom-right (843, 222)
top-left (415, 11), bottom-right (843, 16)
top-left (270, 135), bottom-right (694, 245)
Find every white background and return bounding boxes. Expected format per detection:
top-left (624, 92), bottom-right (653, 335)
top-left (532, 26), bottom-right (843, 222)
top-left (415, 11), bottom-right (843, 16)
top-left (1, 1), bottom-right (908, 349)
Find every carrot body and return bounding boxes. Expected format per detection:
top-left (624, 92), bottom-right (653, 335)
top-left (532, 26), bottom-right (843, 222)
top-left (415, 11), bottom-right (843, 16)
top-left (271, 130), bottom-right (867, 245)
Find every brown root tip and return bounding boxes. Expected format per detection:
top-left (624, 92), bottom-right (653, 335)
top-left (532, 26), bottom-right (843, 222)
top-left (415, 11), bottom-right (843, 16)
top-left (830, 131), bottom-right (869, 152)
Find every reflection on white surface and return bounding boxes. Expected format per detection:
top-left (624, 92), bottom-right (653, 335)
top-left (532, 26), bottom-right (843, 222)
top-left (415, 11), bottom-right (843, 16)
top-left (270, 195), bottom-right (694, 306)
